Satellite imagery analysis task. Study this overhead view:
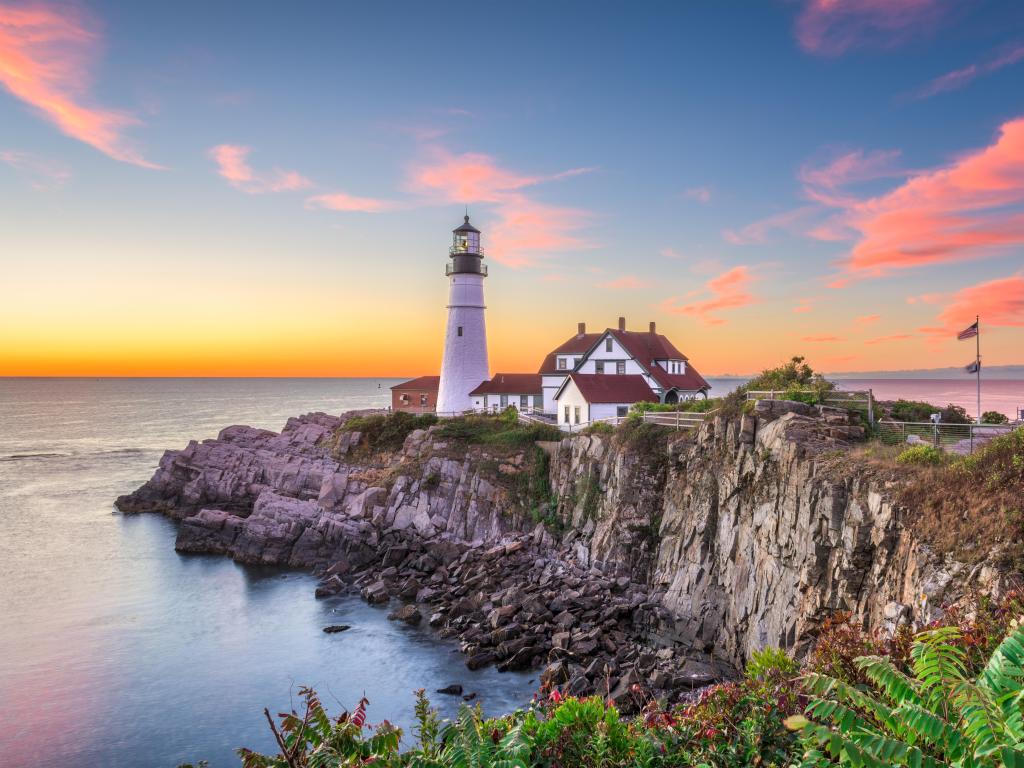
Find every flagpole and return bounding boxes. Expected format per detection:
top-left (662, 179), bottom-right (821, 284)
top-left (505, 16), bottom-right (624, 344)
top-left (976, 314), bottom-right (981, 423)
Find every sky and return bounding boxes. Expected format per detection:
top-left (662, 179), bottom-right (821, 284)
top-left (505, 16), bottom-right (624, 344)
top-left (1, 0), bottom-right (1023, 377)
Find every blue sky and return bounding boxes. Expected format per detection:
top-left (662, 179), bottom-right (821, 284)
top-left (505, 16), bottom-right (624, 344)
top-left (1, 0), bottom-right (1023, 375)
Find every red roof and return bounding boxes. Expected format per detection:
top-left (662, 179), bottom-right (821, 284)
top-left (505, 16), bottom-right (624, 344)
top-left (559, 373), bottom-right (657, 404)
top-left (606, 330), bottom-right (709, 392)
top-left (469, 373), bottom-right (542, 395)
top-left (391, 375), bottom-right (440, 391)
top-left (537, 332), bottom-right (602, 374)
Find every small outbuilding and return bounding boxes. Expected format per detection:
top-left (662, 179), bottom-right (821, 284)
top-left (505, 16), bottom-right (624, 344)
top-left (553, 373), bottom-right (657, 427)
top-left (391, 376), bottom-right (440, 413)
top-left (469, 373), bottom-right (543, 413)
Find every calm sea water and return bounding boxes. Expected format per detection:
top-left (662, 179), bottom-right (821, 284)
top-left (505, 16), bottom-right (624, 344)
top-left (0, 379), bottom-right (537, 768)
top-left (1, 376), bottom-right (1020, 768)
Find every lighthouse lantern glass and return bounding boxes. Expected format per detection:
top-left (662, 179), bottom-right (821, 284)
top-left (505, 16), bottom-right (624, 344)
top-left (454, 231), bottom-right (480, 253)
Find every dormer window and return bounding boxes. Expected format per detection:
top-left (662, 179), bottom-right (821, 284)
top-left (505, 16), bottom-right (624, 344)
top-left (557, 358), bottom-right (567, 370)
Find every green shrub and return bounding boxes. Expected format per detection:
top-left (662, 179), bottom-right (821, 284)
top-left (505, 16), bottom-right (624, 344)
top-left (896, 444), bottom-right (944, 465)
top-left (746, 647), bottom-right (799, 682)
top-left (436, 413), bottom-right (562, 447)
top-left (983, 410), bottom-right (1010, 425)
top-left (887, 399), bottom-right (940, 422)
top-left (719, 356), bottom-right (835, 417)
top-left (789, 622), bottom-right (1024, 767)
top-left (632, 397), bottom-right (721, 414)
top-left (581, 421), bottom-right (615, 435)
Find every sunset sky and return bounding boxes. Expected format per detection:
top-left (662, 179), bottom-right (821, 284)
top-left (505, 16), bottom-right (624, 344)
top-left (2, 0), bottom-right (1024, 377)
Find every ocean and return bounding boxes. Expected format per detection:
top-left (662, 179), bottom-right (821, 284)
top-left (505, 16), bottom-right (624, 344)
top-left (0, 376), bottom-right (1020, 768)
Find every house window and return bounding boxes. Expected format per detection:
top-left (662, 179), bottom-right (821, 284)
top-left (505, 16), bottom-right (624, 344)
top-left (574, 406), bottom-right (581, 424)
top-left (519, 395), bottom-right (528, 410)
top-left (420, 393), bottom-right (428, 406)
top-left (573, 357), bottom-right (582, 367)
top-left (595, 361), bottom-right (605, 374)
top-left (557, 358), bottom-right (567, 370)
top-left (564, 405), bottom-right (570, 423)
top-left (400, 393), bottom-right (409, 403)
top-left (616, 406), bottom-right (628, 417)
top-left (457, 326), bottom-right (463, 337)
top-left (616, 361), bottom-right (626, 375)
top-left (605, 338), bottom-right (613, 352)
top-left (483, 395), bottom-right (488, 408)
top-left (500, 394), bottom-right (508, 408)
top-left (533, 395), bottom-right (543, 408)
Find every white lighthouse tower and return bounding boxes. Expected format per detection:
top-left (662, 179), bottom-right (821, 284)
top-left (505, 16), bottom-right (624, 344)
top-left (436, 215), bottom-right (489, 414)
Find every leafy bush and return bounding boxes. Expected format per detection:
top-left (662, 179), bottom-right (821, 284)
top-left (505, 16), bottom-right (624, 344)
top-left (581, 421), bottom-right (615, 435)
top-left (983, 410), bottom-right (1010, 425)
top-left (941, 403), bottom-right (974, 424)
top-left (790, 622), bottom-right (1024, 767)
top-left (720, 356), bottom-right (835, 416)
top-left (746, 647), bottom-right (799, 682)
top-left (887, 399), bottom-right (940, 422)
top-left (896, 444), bottom-right (944, 466)
top-left (632, 398), bottom-right (721, 414)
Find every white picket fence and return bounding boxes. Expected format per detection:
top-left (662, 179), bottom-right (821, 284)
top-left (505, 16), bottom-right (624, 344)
top-left (553, 409), bottom-right (717, 434)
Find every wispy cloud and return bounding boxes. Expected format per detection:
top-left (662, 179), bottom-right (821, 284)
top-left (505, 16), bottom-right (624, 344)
top-left (911, 43), bottom-right (1024, 100)
top-left (723, 205), bottom-right (820, 245)
top-left (854, 314), bottom-right (881, 326)
top-left (831, 117), bottom-right (1024, 281)
top-left (659, 265), bottom-right (755, 325)
top-left (864, 334), bottom-right (913, 345)
top-left (793, 297), bottom-right (818, 313)
top-left (930, 274), bottom-right (1024, 334)
top-left (684, 186), bottom-right (711, 203)
top-left (599, 275), bottom-right (650, 290)
top-left (209, 144), bottom-right (313, 194)
top-left (305, 192), bottom-right (394, 213)
top-left (802, 335), bottom-right (844, 343)
top-left (0, 4), bottom-right (158, 167)
top-left (794, 0), bottom-right (947, 57)
top-left (407, 148), bottom-right (593, 266)
top-left (0, 149), bottom-right (71, 189)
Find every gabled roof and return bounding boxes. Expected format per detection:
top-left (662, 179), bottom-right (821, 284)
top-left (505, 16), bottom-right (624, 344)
top-left (537, 332), bottom-right (601, 374)
top-left (469, 373), bottom-right (542, 395)
top-left (391, 375), bottom-right (440, 391)
top-left (576, 328), bottom-right (710, 393)
top-left (555, 373), bottom-right (657, 404)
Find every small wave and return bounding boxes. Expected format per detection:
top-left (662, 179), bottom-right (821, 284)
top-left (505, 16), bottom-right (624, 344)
top-left (0, 452), bottom-right (69, 462)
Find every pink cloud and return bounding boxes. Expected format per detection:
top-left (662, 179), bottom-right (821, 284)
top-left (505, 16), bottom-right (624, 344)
top-left (305, 192), bottom-right (393, 213)
top-left (723, 205), bottom-right (819, 245)
top-left (659, 266), bottom-right (755, 325)
top-left (934, 274), bottom-right (1024, 332)
top-left (793, 297), bottom-right (818, 313)
top-left (854, 314), bottom-right (880, 325)
top-left (407, 148), bottom-right (593, 266)
top-left (0, 149), bottom-right (70, 189)
top-left (684, 186), bottom-right (711, 203)
top-left (0, 4), bottom-right (157, 167)
top-left (912, 44), bottom-right (1024, 100)
top-left (831, 117), bottom-right (1024, 280)
top-left (802, 335), bottom-right (844, 343)
top-left (599, 275), bottom-right (649, 290)
top-left (865, 334), bottom-right (913, 345)
top-left (799, 148), bottom-right (904, 200)
top-left (794, 0), bottom-right (947, 57)
top-left (209, 144), bottom-right (313, 194)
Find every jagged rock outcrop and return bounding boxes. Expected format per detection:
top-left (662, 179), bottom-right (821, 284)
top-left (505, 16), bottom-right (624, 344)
top-left (117, 401), bottom-right (1002, 686)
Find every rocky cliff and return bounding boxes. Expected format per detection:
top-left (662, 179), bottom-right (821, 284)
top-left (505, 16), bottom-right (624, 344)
top-left (116, 402), bottom-right (1000, 703)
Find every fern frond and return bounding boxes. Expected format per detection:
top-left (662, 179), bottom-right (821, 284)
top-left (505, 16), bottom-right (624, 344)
top-left (856, 655), bottom-right (924, 708)
top-left (979, 622), bottom-right (1024, 698)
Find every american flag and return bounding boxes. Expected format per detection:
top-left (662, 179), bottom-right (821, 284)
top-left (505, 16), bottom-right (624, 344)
top-left (965, 360), bottom-right (980, 374)
top-left (957, 321), bottom-right (979, 340)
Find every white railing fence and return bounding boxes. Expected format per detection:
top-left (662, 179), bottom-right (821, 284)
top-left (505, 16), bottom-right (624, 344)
top-left (552, 409), bottom-right (718, 434)
top-left (876, 420), bottom-right (1015, 455)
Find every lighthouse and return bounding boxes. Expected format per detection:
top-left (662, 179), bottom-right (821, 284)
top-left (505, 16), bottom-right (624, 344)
top-left (436, 215), bottom-right (489, 414)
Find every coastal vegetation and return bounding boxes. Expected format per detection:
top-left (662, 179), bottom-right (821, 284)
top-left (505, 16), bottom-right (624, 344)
top-left (231, 593), bottom-right (1024, 768)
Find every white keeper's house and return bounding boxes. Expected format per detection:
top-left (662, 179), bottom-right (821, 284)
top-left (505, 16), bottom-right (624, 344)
top-left (392, 216), bottom-right (710, 425)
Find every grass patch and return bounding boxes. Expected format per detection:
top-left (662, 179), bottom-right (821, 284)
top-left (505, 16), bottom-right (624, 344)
top-left (341, 411), bottom-right (438, 454)
top-left (900, 426), bottom-right (1024, 568)
top-left (436, 409), bottom-right (562, 449)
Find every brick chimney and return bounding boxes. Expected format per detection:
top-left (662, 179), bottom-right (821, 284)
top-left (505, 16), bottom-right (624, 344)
top-left (618, 316), bottom-right (626, 331)
top-left (577, 322), bottom-right (586, 336)
top-left (649, 321), bottom-right (656, 333)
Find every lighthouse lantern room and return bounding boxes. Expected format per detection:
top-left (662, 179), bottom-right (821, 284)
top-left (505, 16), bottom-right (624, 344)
top-left (436, 215), bottom-right (490, 414)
